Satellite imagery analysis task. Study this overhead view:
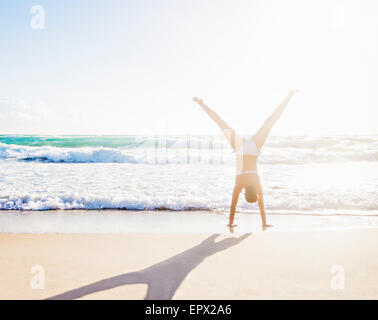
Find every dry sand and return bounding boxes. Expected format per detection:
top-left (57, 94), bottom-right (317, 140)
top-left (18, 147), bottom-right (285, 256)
top-left (0, 229), bottom-right (377, 299)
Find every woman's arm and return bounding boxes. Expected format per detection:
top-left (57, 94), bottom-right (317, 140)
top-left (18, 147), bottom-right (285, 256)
top-left (228, 187), bottom-right (241, 228)
top-left (253, 90), bottom-right (297, 150)
top-left (193, 97), bottom-right (242, 151)
top-left (257, 190), bottom-right (273, 230)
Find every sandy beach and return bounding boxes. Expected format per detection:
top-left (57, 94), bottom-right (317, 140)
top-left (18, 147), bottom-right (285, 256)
top-left (2, 0), bottom-right (378, 305)
top-left (1, 228), bottom-right (378, 300)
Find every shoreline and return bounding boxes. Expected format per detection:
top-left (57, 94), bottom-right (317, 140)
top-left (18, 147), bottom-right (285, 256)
top-left (1, 210), bottom-right (378, 234)
top-left (2, 208), bottom-right (378, 216)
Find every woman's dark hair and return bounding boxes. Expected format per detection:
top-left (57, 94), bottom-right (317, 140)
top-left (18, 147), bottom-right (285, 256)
top-left (244, 185), bottom-right (258, 203)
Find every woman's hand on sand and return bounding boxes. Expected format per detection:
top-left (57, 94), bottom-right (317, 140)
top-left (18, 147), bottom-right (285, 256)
top-left (227, 224), bottom-right (237, 233)
top-left (193, 97), bottom-right (203, 104)
top-left (262, 224), bottom-right (273, 231)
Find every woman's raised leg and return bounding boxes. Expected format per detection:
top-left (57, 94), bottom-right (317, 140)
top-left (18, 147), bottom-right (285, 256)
top-left (193, 97), bottom-right (243, 151)
top-left (253, 90), bottom-right (297, 150)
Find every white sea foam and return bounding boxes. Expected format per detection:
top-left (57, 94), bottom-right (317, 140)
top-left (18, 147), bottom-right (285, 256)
top-left (0, 135), bottom-right (377, 214)
top-left (0, 160), bottom-right (377, 213)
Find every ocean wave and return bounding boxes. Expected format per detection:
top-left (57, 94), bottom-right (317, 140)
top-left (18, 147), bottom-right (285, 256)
top-left (0, 143), bottom-right (137, 163)
top-left (0, 135), bottom-right (377, 164)
top-left (0, 193), bottom-right (376, 213)
top-left (0, 194), bottom-right (211, 211)
top-left (0, 135), bottom-right (227, 149)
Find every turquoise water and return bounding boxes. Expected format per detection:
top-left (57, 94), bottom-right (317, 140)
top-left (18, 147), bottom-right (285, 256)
top-left (0, 135), bottom-right (142, 148)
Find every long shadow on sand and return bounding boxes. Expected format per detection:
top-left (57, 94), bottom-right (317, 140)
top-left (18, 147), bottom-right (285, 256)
top-left (47, 233), bottom-right (251, 300)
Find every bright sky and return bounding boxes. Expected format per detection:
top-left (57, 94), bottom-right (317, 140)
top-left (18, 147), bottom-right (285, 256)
top-left (0, 0), bottom-right (377, 135)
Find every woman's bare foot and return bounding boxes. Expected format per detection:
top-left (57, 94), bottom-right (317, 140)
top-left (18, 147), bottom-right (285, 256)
top-left (193, 97), bottom-right (203, 104)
